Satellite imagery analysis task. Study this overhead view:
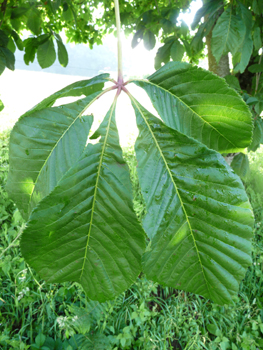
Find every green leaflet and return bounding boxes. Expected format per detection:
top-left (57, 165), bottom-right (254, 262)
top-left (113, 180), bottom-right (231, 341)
top-left (232, 32), bottom-right (253, 74)
top-left (248, 118), bottom-right (263, 152)
top-left (231, 153), bottom-right (249, 180)
top-left (143, 30), bottom-right (156, 51)
top-left (24, 73), bottom-right (109, 115)
top-left (211, 7), bottom-right (246, 63)
top-left (56, 39), bottom-right (68, 67)
top-left (131, 98), bottom-right (254, 305)
top-left (37, 37), bottom-right (56, 69)
top-left (21, 102), bottom-right (146, 302)
top-left (253, 27), bottom-right (262, 51)
top-left (132, 62), bottom-right (252, 153)
top-left (6, 89), bottom-right (104, 220)
top-left (27, 7), bottom-right (42, 35)
top-left (170, 39), bottom-right (185, 62)
top-left (233, 4), bottom-right (253, 74)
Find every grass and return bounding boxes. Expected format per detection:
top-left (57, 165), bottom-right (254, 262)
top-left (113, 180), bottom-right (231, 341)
top-left (1, 130), bottom-right (263, 349)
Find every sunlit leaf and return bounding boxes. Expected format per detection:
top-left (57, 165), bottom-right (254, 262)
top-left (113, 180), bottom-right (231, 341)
top-left (132, 62), bottom-right (252, 153)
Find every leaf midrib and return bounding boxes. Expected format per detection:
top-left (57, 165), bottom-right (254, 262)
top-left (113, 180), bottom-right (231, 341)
top-left (131, 95), bottom-right (212, 299)
top-left (79, 99), bottom-right (116, 280)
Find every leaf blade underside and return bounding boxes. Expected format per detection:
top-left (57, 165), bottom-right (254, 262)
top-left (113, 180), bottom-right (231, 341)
top-left (132, 62), bottom-right (252, 153)
top-left (131, 98), bottom-right (254, 305)
top-left (21, 102), bottom-right (146, 302)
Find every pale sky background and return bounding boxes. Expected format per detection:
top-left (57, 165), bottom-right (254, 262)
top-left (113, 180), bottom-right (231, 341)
top-left (0, 0), bottom-right (203, 146)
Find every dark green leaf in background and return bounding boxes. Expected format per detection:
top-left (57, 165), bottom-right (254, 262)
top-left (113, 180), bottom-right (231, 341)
top-left (63, 6), bottom-right (73, 22)
top-left (11, 7), bottom-right (29, 19)
top-left (237, 3), bottom-right (253, 31)
top-left (131, 29), bottom-right (144, 49)
top-left (233, 33), bottom-right (253, 74)
top-left (21, 102), bottom-right (145, 301)
top-left (212, 7), bottom-right (246, 63)
top-left (231, 153), bottom-right (249, 179)
top-left (154, 41), bottom-right (173, 70)
top-left (131, 99), bottom-right (253, 305)
top-left (56, 38), bottom-right (68, 67)
top-left (143, 30), bottom-right (156, 51)
top-left (224, 75), bottom-right (241, 92)
top-left (11, 31), bottom-right (24, 51)
top-left (27, 7), bottom-right (42, 35)
top-left (10, 18), bottom-right (22, 32)
top-left (190, 13), bottom-right (217, 56)
top-left (253, 27), bottom-right (262, 51)
top-left (179, 20), bottom-right (188, 38)
top-left (191, 0), bottom-right (222, 30)
top-left (24, 41), bottom-right (37, 65)
top-left (37, 37), bottom-right (56, 69)
top-left (160, 19), bottom-right (174, 35)
top-left (0, 30), bottom-right (9, 47)
top-left (0, 47), bottom-right (15, 71)
top-left (252, 0), bottom-right (261, 15)
top-left (7, 38), bottom-right (16, 54)
top-left (0, 54), bottom-right (6, 75)
top-left (255, 101), bottom-right (263, 115)
top-left (248, 118), bottom-right (263, 152)
top-left (24, 34), bottom-right (50, 65)
top-left (132, 62), bottom-right (252, 153)
top-left (170, 39), bottom-right (185, 62)
top-left (248, 62), bottom-right (263, 73)
top-left (233, 4), bottom-right (253, 74)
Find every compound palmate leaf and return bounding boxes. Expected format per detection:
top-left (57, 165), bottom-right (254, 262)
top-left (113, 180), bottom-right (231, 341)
top-left (7, 61), bottom-right (255, 305)
top-left (21, 102), bottom-right (146, 302)
top-left (132, 62), bottom-right (252, 153)
top-left (131, 97), bottom-right (254, 305)
top-left (6, 76), bottom-right (108, 219)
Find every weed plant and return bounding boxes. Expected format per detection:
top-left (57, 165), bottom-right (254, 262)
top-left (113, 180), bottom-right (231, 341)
top-left (0, 130), bottom-right (263, 350)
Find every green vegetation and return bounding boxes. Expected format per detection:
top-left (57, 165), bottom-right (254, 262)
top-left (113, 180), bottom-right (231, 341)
top-left (1, 129), bottom-right (263, 350)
